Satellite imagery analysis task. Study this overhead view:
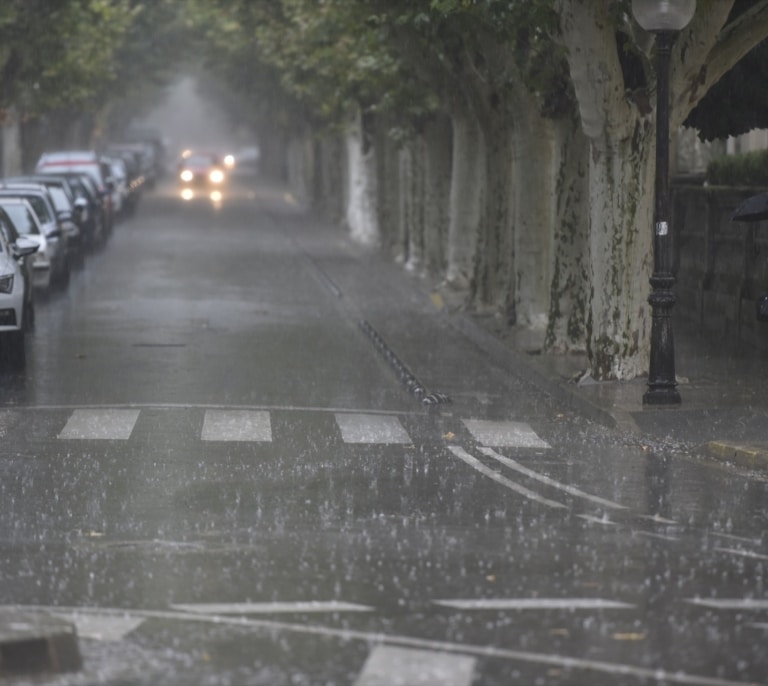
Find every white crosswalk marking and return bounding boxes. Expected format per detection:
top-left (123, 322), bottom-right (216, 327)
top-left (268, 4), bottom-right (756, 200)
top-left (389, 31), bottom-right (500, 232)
top-left (335, 413), bottom-right (412, 444)
top-left (463, 419), bottom-right (550, 449)
top-left (58, 409), bottom-right (140, 440)
top-left (354, 645), bottom-right (476, 686)
top-left (51, 613), bottom-right (145, 641)
top-left (201, 410), bottom-right (272, 442)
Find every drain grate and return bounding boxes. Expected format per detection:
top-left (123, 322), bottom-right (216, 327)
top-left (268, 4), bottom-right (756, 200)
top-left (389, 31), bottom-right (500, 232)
top-left (359, 319), bottom-right (451, 406)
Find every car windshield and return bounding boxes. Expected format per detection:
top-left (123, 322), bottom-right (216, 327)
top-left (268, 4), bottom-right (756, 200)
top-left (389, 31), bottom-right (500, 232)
top-left (0, 204), bottom-right (39, 235)
top-left (46, 186), bottom-right (71, 212)
top-left (185, 155), bottom-right (218, 167)
top-left (22, 195), bottom-right (53, 224)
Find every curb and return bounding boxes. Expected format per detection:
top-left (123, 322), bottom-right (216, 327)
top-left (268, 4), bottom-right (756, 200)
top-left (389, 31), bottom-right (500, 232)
top-left (0, 611), bottom-right (81, 676)
top-left (447, 312), bottom-right (633, 432)
top-left (704, 441), bottom-right (768, 470)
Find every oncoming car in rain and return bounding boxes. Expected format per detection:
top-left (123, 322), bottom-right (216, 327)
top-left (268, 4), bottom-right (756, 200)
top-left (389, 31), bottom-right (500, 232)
top-left (177, 151), bottom-right (226, 189)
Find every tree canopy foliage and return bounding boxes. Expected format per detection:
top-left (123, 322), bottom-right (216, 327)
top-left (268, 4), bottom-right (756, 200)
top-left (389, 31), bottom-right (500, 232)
top-left (1, 0), bottom-right (764, 146)
top-left (0, 0), bottom-right (187, 127)
top-left (683, 0), bottom-right (768, 140)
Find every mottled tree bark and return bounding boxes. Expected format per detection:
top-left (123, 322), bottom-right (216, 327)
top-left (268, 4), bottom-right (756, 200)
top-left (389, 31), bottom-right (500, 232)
top-left (345, 110), bottom-right (379, 246)
top-left (544, 114), bottom-right (590, 353)
top-left (423, 114), bottom-right (453, 276)
top-left (446, 98), bottom-right (485, 290)
top-left (512, 92), bottom-right (556, 329)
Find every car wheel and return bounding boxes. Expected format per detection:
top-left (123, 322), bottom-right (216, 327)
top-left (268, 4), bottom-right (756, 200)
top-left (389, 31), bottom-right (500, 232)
top-left (1, 331), bottom-right (26, 371)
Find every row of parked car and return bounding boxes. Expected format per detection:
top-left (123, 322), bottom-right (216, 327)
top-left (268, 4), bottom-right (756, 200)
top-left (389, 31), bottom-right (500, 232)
top-left (0, 143), bottom-right (158, 370)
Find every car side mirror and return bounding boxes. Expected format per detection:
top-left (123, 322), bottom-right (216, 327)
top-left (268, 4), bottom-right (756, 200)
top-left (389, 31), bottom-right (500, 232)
top-left (12, 237), bottom-right (39, 259)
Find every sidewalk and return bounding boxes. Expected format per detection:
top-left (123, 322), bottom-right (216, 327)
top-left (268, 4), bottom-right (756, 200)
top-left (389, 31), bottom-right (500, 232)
top-left (290, 198), bottom-right (768, 472)
top-left (434, 287), bottom-right (768, 471)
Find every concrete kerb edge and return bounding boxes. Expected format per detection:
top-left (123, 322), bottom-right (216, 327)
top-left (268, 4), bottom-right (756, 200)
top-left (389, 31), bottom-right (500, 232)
top-left (0, 611), bottom-right (81, 676)
top-left (446, 313), bottom-right (632, 432)
top-left (704, 440), bottom-right (768, 470)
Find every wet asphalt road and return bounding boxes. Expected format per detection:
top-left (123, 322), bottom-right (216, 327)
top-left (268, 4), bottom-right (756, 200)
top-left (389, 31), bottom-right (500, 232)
top-left (0, 176), bottom-right (767, 685)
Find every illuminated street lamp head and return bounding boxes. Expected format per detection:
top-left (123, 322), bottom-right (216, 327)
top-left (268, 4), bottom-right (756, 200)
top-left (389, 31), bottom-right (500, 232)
top-left (631, 0), bottom-right (696, 32)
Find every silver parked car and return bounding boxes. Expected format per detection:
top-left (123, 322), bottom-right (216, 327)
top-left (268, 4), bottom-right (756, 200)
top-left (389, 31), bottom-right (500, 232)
top-left (0, 197), bottom-right (53, 291)
top-left (0, 206), bottom-right (38, 369)
top-left (0, 185), bottom-right (71, 287)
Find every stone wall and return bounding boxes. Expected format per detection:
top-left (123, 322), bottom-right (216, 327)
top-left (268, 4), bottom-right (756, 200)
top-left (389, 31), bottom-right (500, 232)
top-left (673, 185), bottom-right (768, 349)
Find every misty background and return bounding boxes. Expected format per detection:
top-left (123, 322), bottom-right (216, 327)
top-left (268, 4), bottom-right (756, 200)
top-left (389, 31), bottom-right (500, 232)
top-left (133, 74), bottom-right (258, 167)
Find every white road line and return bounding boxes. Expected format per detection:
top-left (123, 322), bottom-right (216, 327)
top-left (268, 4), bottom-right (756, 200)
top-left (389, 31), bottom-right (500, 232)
top-left (714, 547), bottom-right (768, 561)
top-left (1, 606), bottom-right (748, 686)
top-left (201, 410), bottom-right (272, 442)
top-left (50, 612), bottom-right (145, 641)
top-left (685, 598), bottom-right (768, 610)
top-left (462, 419), bottom-right (550, 449)
top-left (433, 598), bottom-right (634, 611)
top-left (479, 447), bottom-right (627, 510)
top-left (354, 645), bottom-right (476, 686)
top-left (708, 531), bottom-right (761, 545)
top-left (635, 530), bottom-right (681, 542)
top-left (638, 514), bottom-right (678, 525)
top-left (447, 447), bottom-right (566, 509)
top-left (335, 413), bottom-right (412, 444)
top-left (58, 409), bottom-right (140, 440)
top-left (577, 514), bottom-right (617, 526)
top-left (170, 601), bottom-right (373, 614)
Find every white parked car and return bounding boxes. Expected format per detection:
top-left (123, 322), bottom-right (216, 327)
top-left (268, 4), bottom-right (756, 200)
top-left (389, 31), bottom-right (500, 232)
top-left (101, 155), bottom-right (128, 216)
top-left (0, 198), bottom-right (52, 290)
top-left (0, 185), bottom-right (71, 287)
top-left (35, 150), bottom-right (109, 196)
top-left (0, 207), bottom-right (38, 369)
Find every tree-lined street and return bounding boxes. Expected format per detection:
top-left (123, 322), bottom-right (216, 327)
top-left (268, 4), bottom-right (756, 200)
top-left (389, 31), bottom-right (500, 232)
top-left (1, 2), bottom-right (768, 683)
top-left (1, 175), bottom-right (766, 684)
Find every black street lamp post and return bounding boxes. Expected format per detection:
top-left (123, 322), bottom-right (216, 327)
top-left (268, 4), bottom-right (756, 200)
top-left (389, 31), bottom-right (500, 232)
top-left (632, 0), bottom-right (696, 406)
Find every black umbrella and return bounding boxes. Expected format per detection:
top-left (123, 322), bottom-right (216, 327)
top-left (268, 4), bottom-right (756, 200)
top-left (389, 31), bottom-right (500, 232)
top-left (732, 191), bottom-right (768, 222)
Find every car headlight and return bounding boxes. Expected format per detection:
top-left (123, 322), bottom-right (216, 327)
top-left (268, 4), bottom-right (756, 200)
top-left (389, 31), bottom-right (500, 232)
top-left (0, 274), bottom-right (14, 294)
top-left (180, 169), bottom-right (194, 183)
top-left (209, 169), bottom-right (225, 184)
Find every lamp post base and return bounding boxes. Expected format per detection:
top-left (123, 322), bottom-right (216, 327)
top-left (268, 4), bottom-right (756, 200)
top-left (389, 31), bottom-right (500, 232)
top-left (643, 384), bottom-right (681, 406)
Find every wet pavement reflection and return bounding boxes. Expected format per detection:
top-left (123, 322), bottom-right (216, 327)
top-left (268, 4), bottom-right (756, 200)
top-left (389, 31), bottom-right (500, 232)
top-left (0, 178), bottom-right (766, 685)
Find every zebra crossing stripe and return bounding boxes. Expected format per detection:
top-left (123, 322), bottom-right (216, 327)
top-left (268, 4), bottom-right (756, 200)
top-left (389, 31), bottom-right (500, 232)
top-left (353, 645), bottom-right (476, 686)
top-left (50, 612), bottom-right (144, 641)
top-left (335, 413), bottom-right (412, 444)
top-left (58, 409), bottom-right (140, 440)
top-left (462, 419), bottom-right (550, 449)
top-left (201, 410), bottom-right (272, 442)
